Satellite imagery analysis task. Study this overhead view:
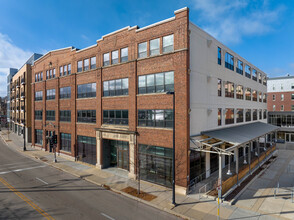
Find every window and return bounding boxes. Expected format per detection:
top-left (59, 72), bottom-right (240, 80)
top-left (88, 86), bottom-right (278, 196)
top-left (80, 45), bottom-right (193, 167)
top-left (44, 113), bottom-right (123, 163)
top-left (103, 78), bottom-right (128, 96)
top-left (111, 50), bottom-right (118, 64)
top-left (103, 53), bottom-right (110, 66)
top-left (138, 109), bottom-right (173, 128)
top-left (258, 73), bottom-right (262, 83)
top-left (138, 71), bottom-right (174, 94)
top-left (236, 85), bottom-right (243, 99)
top-left (150, 38), bottom-right (160, 56)
top-left (46, 89), bottom-right (55, 100)
top-left (281, 84), bottom-right (283, 90)
top-left (225, 81), bottom-right (234, 98)
top-left (236, 109), bottom-right (243, 123)
top-left (291, 105), bottom-right (294, 111)
top-left (77, 110), bottom-right (96, 123)
top-left (35, 129), bottom-right (43, 145)
top-left (41, 72), bottom-right (43, 81)
top-left (259, 109), bottom-right (262, 119)
top-left (281, 105), bottom-right (284, 111)
top-left (273, 94), bottom-right (276, 101)
top-left (236, 60), bottom-right (243, 75)
top-left (252, 90), bottom-right (257, 101)
top-left (253, 109), bottom-right (257, 120)
top-left (273, 85), bottom-right (275, 90)
top-left (138, 42), bottom-right (147, 58)
top-left (46, 70), bottom-right (49, 79)
top-left (245, 88), bottom-right (251, 101)
top-left (84, 59), bottom-right (89, 71)
top-left (218, 108), bottom-right (222, 126)
top-left (63, 65), bottom-right (67, 76)
top-left (225, 108), bottom-right (234, 124)
top-left (60, 87), bottom-right (71, 99)
top-left (49, 69), bottom-right (53, 78)
top-left (252, 69), bottom-right (257, 81)
top-left (60, 133), bottom-right (71, 152)
top-left (263, 76), bottom-right (267, 86)
top-left (53, 69), bottom-right (56, 78)
top-left (35, 110), bottom-right (42, 120)
top-left (77, 83), bottom-right (96, 98)
top-left (246, 109), bottom-right (251, 122)
top-left (68, 64), bottom-right (71, 75)
top-left (60, 66), bottom-right (63, 76)
top-left (218, 79), bottom-right (222, 96)
top-left (90, 57), bottom-right (96, 69)
top-left (35, 91), bottom-right (43, 101)
top-left (245, 65), bottom-right (251, 78)
top-left (163, 34), bottom-right (174, 53)
top-left (263, 93), bottom-right (267, 103)
top-left (46, 110), bottom-right (55, 121)
top-left (218, 47), bottom-right (221, 65)
top-left (292, 94), bottom-right (294, 100)
top-left (121, 48), bottom-right (128, 62)
top-left (281, 94), bottom-right (284, 101)
top-left (225, 52), bottom-right (234, 71)
top-left (273, 105), bottom-right (276, 111)
top-left (35, 74), bottom-right (37, 82)
top-left (77, 136), bottom-right (96, 165)
top-left (103, 110), bottom-right (128, 125)
top-left (77, 61), bottom-right (82, 72)
top-left (139, 144), bottom-right (172, 187)
top-left (60, 110), bottom-right (71, 122)
top-left (263, 110), bottom-right (267, 119)
top-left (292, 83), bottom-right (294, 89)
top-left (259, 92), bottom-right (262, 102)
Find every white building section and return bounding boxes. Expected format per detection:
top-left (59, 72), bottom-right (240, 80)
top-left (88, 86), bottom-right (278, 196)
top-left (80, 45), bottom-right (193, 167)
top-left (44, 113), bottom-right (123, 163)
top-left (267, 75), bottom-right (294, 93)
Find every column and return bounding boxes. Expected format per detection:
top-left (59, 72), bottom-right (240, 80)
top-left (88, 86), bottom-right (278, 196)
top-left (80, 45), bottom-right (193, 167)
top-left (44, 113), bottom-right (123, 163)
top-left (221, 144), bottom-right (225, 168)
top-left (205, 152), bottom-right (210, 178)
top-left (236, 147), bottom-right (239, 185)
top-left (96, 131), bottom-right (103, 169)
top-left (234, 148), bottom-right (238, 162)
top-left (218, 153), bottom-right (222, 198)
top-left (243, 146), bottom-right (247, 164)
top-left (248, 143), bottom-right (251, 174)
top-left (128, 134), bottom-right (136, 179)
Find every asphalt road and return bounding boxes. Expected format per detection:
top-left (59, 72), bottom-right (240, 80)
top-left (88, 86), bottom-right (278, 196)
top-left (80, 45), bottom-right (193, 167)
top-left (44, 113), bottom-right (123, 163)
top-left (0, 138), bottom-right (182, 220)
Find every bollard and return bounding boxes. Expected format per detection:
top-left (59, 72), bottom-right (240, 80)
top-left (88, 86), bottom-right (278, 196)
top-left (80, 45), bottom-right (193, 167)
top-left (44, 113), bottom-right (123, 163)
top-left (277, 182), bottom-right (279, 193)
top-left (274, 189), bottom-right (276, 199)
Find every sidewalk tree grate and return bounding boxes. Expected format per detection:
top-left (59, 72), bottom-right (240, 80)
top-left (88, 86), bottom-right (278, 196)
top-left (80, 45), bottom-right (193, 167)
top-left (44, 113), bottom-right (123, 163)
top-left (122, 186), bottom-right (157, 201)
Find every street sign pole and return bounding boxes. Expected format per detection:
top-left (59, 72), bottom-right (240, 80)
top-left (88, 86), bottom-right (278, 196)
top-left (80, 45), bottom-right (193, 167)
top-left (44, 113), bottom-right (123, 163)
top-left (54, 144), bottom-right (57, 163)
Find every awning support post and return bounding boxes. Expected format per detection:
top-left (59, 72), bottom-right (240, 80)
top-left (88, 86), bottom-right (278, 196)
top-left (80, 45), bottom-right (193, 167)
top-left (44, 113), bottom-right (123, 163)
top-left (249, 143), bottom-right (251, 175)
top-left (218, 153), bottom-right (222, 198)
top-left (243, 146), bottom-right (247, 164)
top-left (227, 155), bottom-right (232, 175)
top-left (236, 147), bottom-right (239, 185)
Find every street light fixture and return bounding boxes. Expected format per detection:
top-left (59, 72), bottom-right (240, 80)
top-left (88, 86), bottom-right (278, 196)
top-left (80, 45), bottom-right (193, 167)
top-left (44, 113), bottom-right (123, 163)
top-left (166, 91), bottom-right (175, 205)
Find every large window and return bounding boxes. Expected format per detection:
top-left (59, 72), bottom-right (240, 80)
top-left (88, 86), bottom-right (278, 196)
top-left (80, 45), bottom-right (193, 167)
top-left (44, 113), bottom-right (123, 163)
top-left (281, 94), bottom-right (284, 101)
top-left (103, 110), bottom-right (128, 125)
top-left (68, 64), bottom-right (71, 75)
top-left (121, 48), bottom-right (128, 62)
top-left (263, 93), bottom-right (267, 103)
top-left (245, 65), bottom-right (251, 78)
top-left (252, 90), bottom-right (257, 101)
top-left (60, 133), bottom-right (71, 152)
top-left (77, 136), bottom-right (96, 165)
top-left (59, 66), bottom-right (63, 76)
top-left (60, 110), bottom-right (71, 122)
top-left (253, 109), bottom-right (257, 120)
top-left (236, 85), bottom-right (243, 99)
top-left (150, 38), bottom-right (160, 56)
top-left (103, 53), bottom-right (110, 66)
top-left (35, 129), bottom-right (43, 145)
top-left (292, 94), bottom-right (294, 100)
top-left (225, 52), bottom-right (234, 71)
top-left (245, 88), bottom-right (251, 101)
top-left (63, 65), bottom-right (67, 76)
top-left (138, 42), bottom-right (147, 58)
top-left (46, 110), bottom-right (55, 121)
top-left (258, 73), bottom-right (262, 83)
top-left (77, 110), bottom-right (96, 123)
top-left (225, 108), bottom-right (234, 124)
top-left (259, 92), bottom-right (262, 102)
top-left (84, 59), bottom-right (89, 71)
top-left (218, 108), bottom-right (222, 126)
top-left (225, 81), bottom-right (234, 98)
top-left (218, 47), bottom-right (221, 65)
top-left (138, 71), bottom-right (174, 94)
top-left (259, 109), bottom-right (262, 119)
top-left (46, 89), bottom-right (55, 100)
top-left (77, 61), bottom-right (82, 72)
top-left (35, 91), bottom-right (43, 101)
top-left (236, 60), bottom-right (243, 75)
top-left (163, 34), bottom-right (174, 53)
top-left (263, 110), bottom-right (267, 119)
top-left (236, 109), bottom-right (243, 123)
top-left (35, 110), bottom-right (43, 120)
top-left (60, 87), bottom-right (71, 99)
top-left (103, 78), bottom-right (128, 96)
top-left (77, 83), bottom-right (96, 98)
top-left (218, 79), bottom-right (222, 96)
top-left (139, 144), bottom-right (172, 187)
top-left (246, 109), bottom-right (251, 122)
top-left (263, 76), bottom-right (267, 86)
top-left (252, 69), bottom-right (257, 81)
top-left (90, 57), bottom-right (96, 69)
top-left (138, 109), bottom-right (173, 128)
top-left (112, 50), bottom-right (119, 64)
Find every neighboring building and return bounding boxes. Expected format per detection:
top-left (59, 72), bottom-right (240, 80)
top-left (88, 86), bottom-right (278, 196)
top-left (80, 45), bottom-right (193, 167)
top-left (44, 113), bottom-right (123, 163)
top-left (7, 68), bottom-right (18, 126)
top-left (267, 75), bottom-right (294, 146)
top-left (10, 53), bottom-right (42, 143)
top-left (31, 8), bottom-right (277, 195)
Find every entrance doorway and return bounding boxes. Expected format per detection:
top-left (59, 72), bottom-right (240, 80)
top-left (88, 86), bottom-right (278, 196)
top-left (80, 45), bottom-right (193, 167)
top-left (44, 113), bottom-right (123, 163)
top-left (103, 140), bottom-right (129, 170)
top-left (285, 133), bottom-right (294, 142)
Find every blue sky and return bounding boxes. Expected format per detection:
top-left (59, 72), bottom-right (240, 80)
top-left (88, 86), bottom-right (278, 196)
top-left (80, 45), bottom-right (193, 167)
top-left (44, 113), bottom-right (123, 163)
top-left (0, 0), bottom-right (293, 96)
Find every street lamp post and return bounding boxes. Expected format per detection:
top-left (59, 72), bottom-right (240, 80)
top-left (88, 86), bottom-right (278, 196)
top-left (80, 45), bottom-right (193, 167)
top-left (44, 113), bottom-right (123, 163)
top-left (167, 91), bottom-right (175, 205)
top-left (23, 80), bottom-right (26, 151)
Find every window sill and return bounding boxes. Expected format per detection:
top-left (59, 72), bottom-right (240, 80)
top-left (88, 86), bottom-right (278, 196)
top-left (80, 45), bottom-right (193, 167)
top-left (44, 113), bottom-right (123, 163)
top-left (102, 95), bottom-right (128, 98)
top-left (76, 97), bottom-right (96, 100)
top-left (60, 121), bottom-right (71, 123)
top-left (76, 122), bottom-right (96, 125)
top-left (76, 68), bottom-right (96, 75)
top-left (136, 92), bottom-right (170, 97)
top-left (137, 126), bottom-right (172, 131)
top-left (101, 124), bottom-right (129, 130)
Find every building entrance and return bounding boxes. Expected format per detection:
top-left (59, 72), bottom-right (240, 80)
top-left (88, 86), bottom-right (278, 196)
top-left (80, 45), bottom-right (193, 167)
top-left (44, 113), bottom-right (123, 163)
top-left (104, 140), bottom-right (129, 170)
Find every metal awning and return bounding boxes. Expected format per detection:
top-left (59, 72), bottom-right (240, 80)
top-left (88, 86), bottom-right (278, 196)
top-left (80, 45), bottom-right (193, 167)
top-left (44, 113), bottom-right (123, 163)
top-left (190, 122), bottom-right (279, 154)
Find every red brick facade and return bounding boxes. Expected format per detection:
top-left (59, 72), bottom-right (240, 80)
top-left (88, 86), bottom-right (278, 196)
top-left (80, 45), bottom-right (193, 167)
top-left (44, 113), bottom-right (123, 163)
top-left (267, 91), bottom-right (294, 111)
top-left (32, 9), bottom-right (190, 188)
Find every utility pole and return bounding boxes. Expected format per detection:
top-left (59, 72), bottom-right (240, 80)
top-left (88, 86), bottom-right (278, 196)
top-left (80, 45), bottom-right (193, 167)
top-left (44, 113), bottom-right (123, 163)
top-left (23, 79), bottom-right (26, 151)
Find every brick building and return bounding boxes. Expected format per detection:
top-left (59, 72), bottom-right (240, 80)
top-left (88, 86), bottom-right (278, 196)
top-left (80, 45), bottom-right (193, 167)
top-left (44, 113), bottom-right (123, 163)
top-left (31, 7), bottom-right (277, 195)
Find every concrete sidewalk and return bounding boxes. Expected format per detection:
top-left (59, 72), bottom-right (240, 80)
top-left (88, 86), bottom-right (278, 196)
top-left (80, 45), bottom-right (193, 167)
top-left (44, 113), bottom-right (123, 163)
top-left (0, 129), bottom-right (283, 220)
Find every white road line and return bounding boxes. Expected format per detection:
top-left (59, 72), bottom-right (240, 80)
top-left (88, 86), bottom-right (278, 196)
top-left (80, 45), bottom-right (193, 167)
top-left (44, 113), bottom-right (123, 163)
top-left (0, 161), bottom-right (38, 167)
top-left (0, 165), bottom-right (46, 175)
top-left (0, 163), bottom-right (39, 171)
top-left (36, 177), bottom-right (48, 185)
top-left (101, 213), bottom-right (115, 220)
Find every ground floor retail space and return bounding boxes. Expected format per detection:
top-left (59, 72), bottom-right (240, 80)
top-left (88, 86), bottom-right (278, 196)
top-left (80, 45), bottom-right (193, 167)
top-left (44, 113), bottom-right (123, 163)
top-left (10, 122), bottom-right (31, 143)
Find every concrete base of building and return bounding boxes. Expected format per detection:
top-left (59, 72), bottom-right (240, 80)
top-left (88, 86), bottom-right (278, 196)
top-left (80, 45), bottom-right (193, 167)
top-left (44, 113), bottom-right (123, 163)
top-left (128, 172), bottom-right (136, 179)
top-left (175, 185), bottom-right (188, 195)
top-left (96, 164), bottom-right (103, 169)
